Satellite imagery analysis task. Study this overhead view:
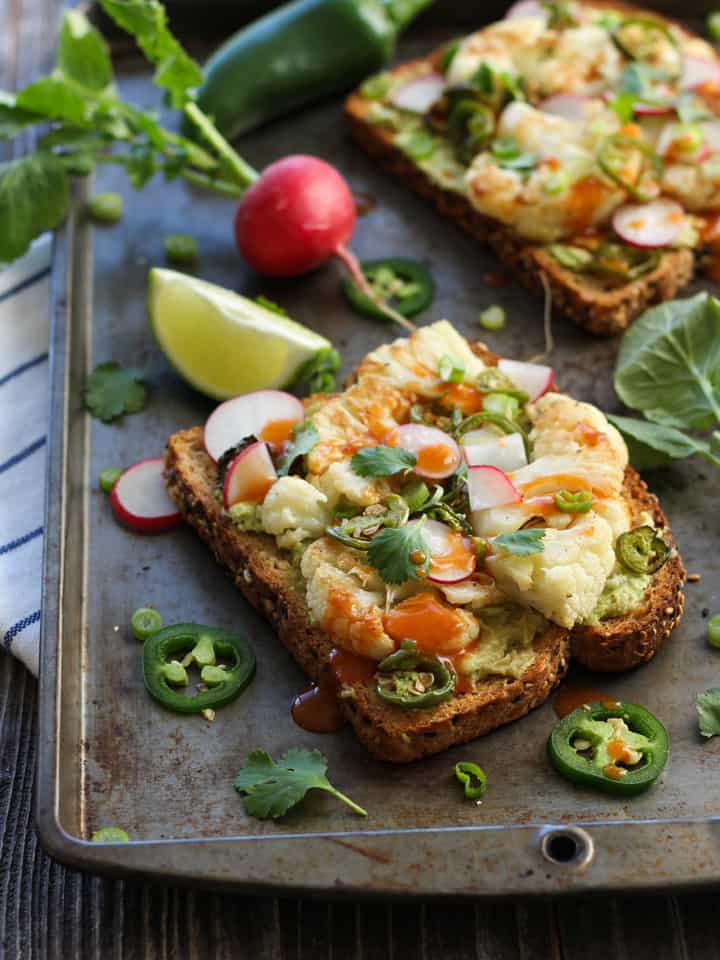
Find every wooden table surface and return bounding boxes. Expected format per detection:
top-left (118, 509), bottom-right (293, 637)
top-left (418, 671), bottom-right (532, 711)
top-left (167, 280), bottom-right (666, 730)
top-left (3, 1), bottom-right (720, 957)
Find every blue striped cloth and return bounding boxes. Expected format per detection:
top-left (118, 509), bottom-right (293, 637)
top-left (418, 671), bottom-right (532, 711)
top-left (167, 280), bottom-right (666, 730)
top-left (0, 236), bottom-right (52, 676)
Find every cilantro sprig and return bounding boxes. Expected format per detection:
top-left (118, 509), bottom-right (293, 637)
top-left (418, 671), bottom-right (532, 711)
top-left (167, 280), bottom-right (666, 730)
top-left (351, 445), bottom-right (417, 478)
top-left (0, 1), bottom-right (260, 263)
top-left (84, 362), bottom-right (147, 423)
top-left (493, 529), bottom-right (546, 556)
top-left (234, 748), bottom-right (367, 819)
top-left (276, 421), bottom-right (319, 477)
top-left (367, 518), bottom-right (430, 583)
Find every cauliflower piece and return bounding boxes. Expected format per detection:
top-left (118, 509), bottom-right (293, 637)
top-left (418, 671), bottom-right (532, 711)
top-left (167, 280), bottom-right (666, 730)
top-left (530, 393), bottom-right (628, 468)
top-left (486, 513), bottom-right (615, 628)
top-left (662, 154), bottom-right (720, 212)
top-left (437, 575), bottom-right (506, 609)
top-left (518, 25), bottom-right (622, 98)
top-left (310, 459), bottom-right (389, 508)
top-left (446, 17), bottom-right (546, 87)
top-left (261, 477), bottom-right (329, 551)
top-left (301, 536), bottom-right (384, 592)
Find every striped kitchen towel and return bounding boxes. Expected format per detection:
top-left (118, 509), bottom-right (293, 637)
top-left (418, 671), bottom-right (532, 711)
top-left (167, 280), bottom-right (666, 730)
top-left (0, 236), bottom-right (52, 677)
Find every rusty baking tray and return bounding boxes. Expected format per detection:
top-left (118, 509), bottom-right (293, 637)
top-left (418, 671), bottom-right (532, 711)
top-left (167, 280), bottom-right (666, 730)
top-left (36, 21), bottom-right (720, 896)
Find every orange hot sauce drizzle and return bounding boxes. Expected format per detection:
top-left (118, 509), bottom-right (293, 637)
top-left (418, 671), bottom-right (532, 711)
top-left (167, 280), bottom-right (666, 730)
top-left (553, 686), bottom-right (620, 719)
top-left (241, 475), bottom-right (276, 504)
top-left (259, 418), bottom-right (297, 449)
top-left (291, 648), bottom-right (376, 734)
top-left (440, 382), bottom-right (485, 414)
top-left (416, 443), bottom-right (459, 476)
top-left (567, 176), bottom-right (606, 234)
top-left (383, 592), bottom-right (466, 655)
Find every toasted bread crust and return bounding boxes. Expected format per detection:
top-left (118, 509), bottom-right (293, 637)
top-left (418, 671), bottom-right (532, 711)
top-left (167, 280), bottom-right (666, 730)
top-left (165, 428), bottom-right (684, 762)
top-left (344, 52), bottom-right (696, 337)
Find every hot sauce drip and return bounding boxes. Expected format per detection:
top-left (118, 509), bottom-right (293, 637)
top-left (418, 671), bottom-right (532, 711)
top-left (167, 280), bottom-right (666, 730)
top-left (416, 443), bottom-right (460, 477)
top-left (383, 592), bottom-right (466, 655)
top-left (567, 176), bottom-right (606, 234)
top-left (428, 532), bottom-right (476, 581)
top-left (240, 474), bottom-right (276, 505)
top-left (553, 686), bottom-right (619, 718)
top-left (440, 382), bottom-right (485, 414)
top-left (291, 648), bottom-right (376, 734)
top-left (259, 418), bottom-right (297, 449)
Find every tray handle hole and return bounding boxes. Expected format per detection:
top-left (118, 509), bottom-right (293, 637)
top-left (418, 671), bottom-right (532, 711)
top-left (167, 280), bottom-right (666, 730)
top-left (540, 826), bottom-right (594, 868)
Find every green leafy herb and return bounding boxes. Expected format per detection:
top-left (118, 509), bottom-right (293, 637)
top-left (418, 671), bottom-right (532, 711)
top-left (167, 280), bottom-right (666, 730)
top-left (490, 138), bottom-right (536, 171)
top-left (234, 748), bottom-right (367, 819)
top-left (493, 529), bottom-right (546, 556)
top-left (438, 354), bottom-right (465, 383)
top-left (548, 244), bottom-right (594, 272)
top-left (360, 72), bottom-right (392, 99)
top-left (696, 688), bottom-right (720, 739)
top-left (351, 445), bottom-right (417, 478)
top-left (708, 11), bottom-right (720, 42)
top-left (472, 62), bottom-right (495, 95)
top-left (607, 414), bottom-right (719, 469)
top-left (367, 519), bottom-right (430, 584)
top-left (84, 362), bottom-right (147, 423)
top-left (164, 233), bottom-right (198, 264)
top-left (395, 128), bottom-right (436, 160)
top-left (0, 153), bottom-right (70, 262)
top-left (454, 761), bottom-right (487, 800)
top-left (440, 38), bottom-right (462, 74)
top-left (58, 9), bottom-right (114, 92)
top-left (276, 421), bottom-right (319, 477)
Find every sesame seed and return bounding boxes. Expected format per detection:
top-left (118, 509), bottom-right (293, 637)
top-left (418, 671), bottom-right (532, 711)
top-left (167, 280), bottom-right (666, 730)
top-left (664, 606), bottom-right (674, 616)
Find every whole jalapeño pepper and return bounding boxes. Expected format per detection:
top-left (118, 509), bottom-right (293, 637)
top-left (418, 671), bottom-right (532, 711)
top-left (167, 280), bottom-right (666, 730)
top-left (194, 0), bottom-right (436, 142)
top-left (376, 639), bottom-right (455, 708)
top-left (143, 623), bottom-right (256, 714)
top-left (547, 701), bottom-right (669, 796)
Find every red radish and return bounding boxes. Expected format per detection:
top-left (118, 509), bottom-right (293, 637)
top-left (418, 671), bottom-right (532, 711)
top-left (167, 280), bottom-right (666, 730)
top-left (656, 123), bottom-right (709, 162)
top-left (612, 198), bottom-right (686, 249)
top-left (464, 433), bottom-right (527, 472)
top-left (681, 56), bottom-right (720, 90)
top-left (633, 101), bottom-right (674, 117)
top-left (386, 423), bottom-right (461, 480)
top-left (539, 94), bottom-right (591, 123)
top-left (467, 465), bottom-right (521, 513)
top-left (497, 358), bottom-right (554, 402)
top-left (111, 458), bottom-right (182, 533)
top-left (391, 74), bottom-right (446, 113)
top-left (418, 518), bottom-right (476, 584)
top-left (204, 389), bottom-right (304, 463)
top-left (223, 442), bottom-right (277, 507)
top-left (504, 0), bottom-right (545, 18)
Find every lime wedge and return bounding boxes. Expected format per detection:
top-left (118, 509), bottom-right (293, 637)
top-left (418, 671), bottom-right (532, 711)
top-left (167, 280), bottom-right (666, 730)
top-left (148, 268), bottom-right (332, 400)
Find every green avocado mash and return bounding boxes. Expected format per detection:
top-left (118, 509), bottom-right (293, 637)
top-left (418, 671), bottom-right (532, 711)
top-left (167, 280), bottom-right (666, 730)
top-left (226, 502), bottom-right (263, 532)
top-left (586, 569), bottom-right (651, 625)
top-left (457, 604), bottom-right (545, 683)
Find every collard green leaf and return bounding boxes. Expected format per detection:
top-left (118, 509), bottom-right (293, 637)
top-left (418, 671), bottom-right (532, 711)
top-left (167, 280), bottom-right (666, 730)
top-left (0, 92), bottom-right (43, 140)
top-left (84, 362), bottom-right (147, 422)
top-left (58, 11), bottom-right (114, 92)
top-left (16, 76), bottom-right (88, 125)
top-left (615, 293), bottom-right (720, 431)
top-left (98, 0), bottom-right (203, 107)
top-left (607, 413), bottom-right (717, 469)
top-left (696, 688), bottom-right (720, 738)
top-left (0, 153), bottom-right (69, 262)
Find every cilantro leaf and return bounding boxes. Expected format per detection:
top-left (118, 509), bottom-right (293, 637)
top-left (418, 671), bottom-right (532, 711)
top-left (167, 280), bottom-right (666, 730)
top-left (58, 10), bottom-right (114, 92)
top-left (438, 354), bottom-right (465, 383)
top-left (493, 529), bottom-right (546, 556)
top-left (0, 153), bottom-right (70, 262)
top-left (352, 445), bottom-right (417, 478)
top-left (84, 362), bottom-right (147, 423)
top-left (98, 0), bottom-right (203, 107)
top-left (367, 519), bottom-right (430, 584)
top-left (696, 688), bottom-right (720, 739)
top-left (276, 421), bottom-right (319, 477)
top-left (234, 748), bottom-right (367, 819)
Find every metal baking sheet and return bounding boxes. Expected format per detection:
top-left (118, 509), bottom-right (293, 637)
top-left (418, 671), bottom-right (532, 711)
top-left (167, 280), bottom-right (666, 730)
top-left (37, 21), bottom-right (720, 896)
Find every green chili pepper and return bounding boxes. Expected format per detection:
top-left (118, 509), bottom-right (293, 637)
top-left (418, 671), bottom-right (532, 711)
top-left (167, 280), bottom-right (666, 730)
top-left (454, 761), bottom-right (487, 800)
top-left (591, 241), bottom-right (661, 282)
top-left (547, 701), bottom-right (669, 795)
top-left (479, 305), bottom-right (506, 331)
top-left (326, 497), bottom-right (410, 549)
top-left (91, 827), bottom-right (129, 842)
top-left (192, 0), bottom-right (435, 141)
top-left (87, 192), bottom-right (123, 224)
top-left (445, 94), bottom-right (496, 164)
top-left (164, 233), bottom-right (198, 265)
top-left (598, 133), bottom-right (661, 202)
top-left (554, 490), bottom-right (593, 514)
top-left (98, 467), bottom-right (122, 494)
top-left (343, 257), bottom-right (434, 322)
top-left (376, 640), bottom-right (455, 708)
top-left (454, 411), bottom-right (530, 458)
top-left (615, 526), bottom-right (669, 574)
top-left (131, 607), bottom-right (163, 641)
top-left (709, 615), bottom-right (720, 649)
top-left (143, 623), bottom-right (255, 714)
top-left (483, 392), bottom-right (520, 421)
top-left (612, 17), bottom-right (679, 72)
top-left (401, 477), bottom-right (431, 513)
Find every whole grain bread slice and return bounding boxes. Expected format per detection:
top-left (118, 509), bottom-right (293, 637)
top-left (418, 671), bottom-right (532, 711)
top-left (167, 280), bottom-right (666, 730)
top-left (344, 51), bottom-right (695, 337)
top-left (164, 430), bottom-right (684, 763)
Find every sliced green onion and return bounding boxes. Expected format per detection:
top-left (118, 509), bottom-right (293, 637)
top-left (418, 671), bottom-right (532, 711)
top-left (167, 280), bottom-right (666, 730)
top-left (91, 827), bottom-right (129, 842)
top-left (131, 607), bottom-right (163, 641)
top-left (87, 192), bottom-right (123, 224)
top-left (479, 305), bottom-right (506, 331)
top-left (439, 354), bottom-right (465, 383)
top-left (164, 233), bottom-right (198, 265)
top-left (554, 489), bottom-right (593, 514)
top-left (544, 170), bottom-right (569, 195)
top-left (98, 467), bottom-right (122, 494)
top-left (483, 392), bottom-right (520, 420)
top-left (360, 72), bottom-right (392, 99)
top-left (395, 129), bottom-right (436, 160)
top-left (709, 614), bottom-right (720, 649)
top-left (548, 244), bottom-right (594, 272)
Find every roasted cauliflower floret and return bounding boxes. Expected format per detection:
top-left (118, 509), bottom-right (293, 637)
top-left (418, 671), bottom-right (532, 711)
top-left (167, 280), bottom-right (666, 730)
top-left (261, 477), bottom-right (329, 550)
top-left (310, 458), bottom-right (389, 508)
top-left (301, 536), bottom-right (384, 592)
top-left (486, 513), bottom-right (615, 628)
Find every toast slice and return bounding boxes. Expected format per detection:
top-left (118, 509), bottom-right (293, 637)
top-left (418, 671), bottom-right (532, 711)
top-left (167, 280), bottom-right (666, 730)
top-left (344, 4), bottom-right (702, 337)
top-left (165, 415), bottom-right (685, 764)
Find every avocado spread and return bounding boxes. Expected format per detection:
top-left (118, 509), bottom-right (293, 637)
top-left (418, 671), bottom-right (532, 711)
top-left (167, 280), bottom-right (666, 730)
top-left (586, 569), bottom-right (651, 625)
top-left (457, 604), bottom-right (545, 683)
top-left (226, 502), bottom-right (263, 532)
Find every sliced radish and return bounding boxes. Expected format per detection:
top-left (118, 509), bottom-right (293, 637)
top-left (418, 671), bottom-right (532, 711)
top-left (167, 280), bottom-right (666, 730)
top-left (460, 427), bottom-right (504, 447)
top-left (497, 358), bottom-right (554, 402)
top-left (111, 458), bottom-right (182, 533)
top-left (223, 442), bottom-right (277, 507)
top-left (386, 423), bottom-right (461, 480)
top-left (539, 94), bottom-right (592, 123)
top-left (415, 518), bottom-right (476, 584)
top-left (681, 56), bottom-right (720, 90)
top-left (391, 74), bottom-right (445, 113)
top-left (612, 198), bottom-right (686, 249)
top-left (204, 390), bottom-right (304, 463)
top-left (467, 465), bottom-right (521, 513)
top-left (504, 0), bottom-right (545, 19)
top-left (633, 101), bottom-right (674, 117)
top-left (464, 433), bottom-right (528, 473)
top-left (657, 122), bottom-right (709, 162)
